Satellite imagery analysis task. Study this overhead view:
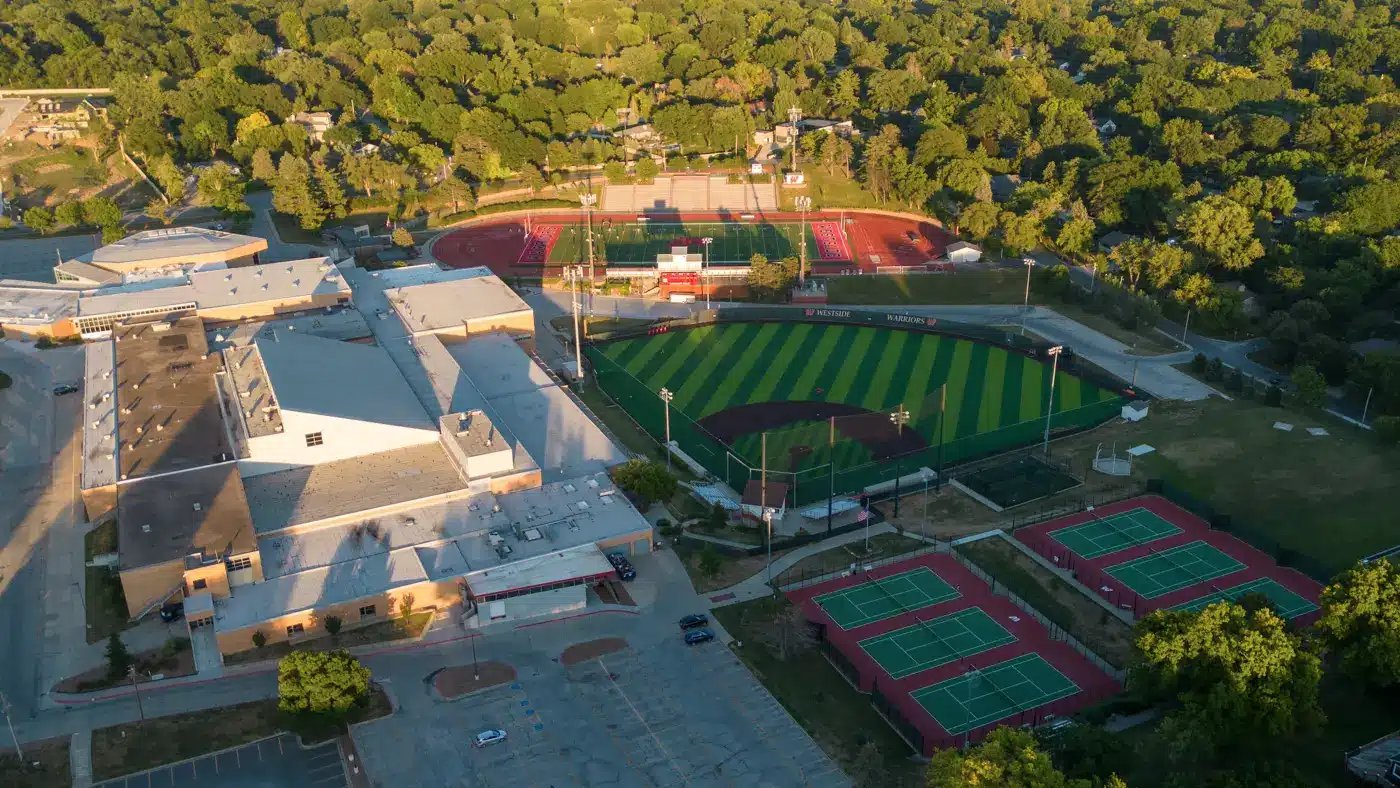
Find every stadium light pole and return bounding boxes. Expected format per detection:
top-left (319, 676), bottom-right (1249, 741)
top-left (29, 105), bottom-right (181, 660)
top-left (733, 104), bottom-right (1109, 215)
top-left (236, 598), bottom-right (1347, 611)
top-left (0, 691), bottom-right (20, 761)
top-left (1042, 346), bottom-right (1064, 458)
top-left (567, 265), bottom-right (586, 391)
top-left (795, 195), bottom-right (812, 285)
top-left (787, 106), bottom-right (802, 173)
top-left (921, 469), bottom-right (932, 542)
top-left (1021, 257), bottom-right (1035, 336)
top-left (659, 387), bottom-right (674, 471)
top-left (701, 237), bottom-right (713, 309)
top-left (889, 406), bottom-right (911, 517)
top-left (580, 191), bottom-right (598, 320)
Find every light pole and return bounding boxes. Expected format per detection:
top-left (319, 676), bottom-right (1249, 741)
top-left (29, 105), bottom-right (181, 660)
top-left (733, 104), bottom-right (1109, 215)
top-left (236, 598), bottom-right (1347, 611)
top-left (787, 106), bottom-right (802, 173)
top-left (580, 192), bottom-right (598, 317)
top-left (1021, 257), bottom-right (1035, 336)
top-left (921, 470), bottom-right (932, 542)
top-left (795, 195), bottom-right (812, 285)
top-left (1182, 310), bottom-right (1191, 344)
top-left (659, 387), bottom-right (674, 471)
top-left (889, 405), bottom-right (911, 517)
top-left (566, 265), bottom-right (586, 391)
top-left (1042, 346), bottom-right (1064, 458)
top-left (701, 237), bottom-right (713, 308)
top-left (0, 691), bottom-right (21, 761)
top-left (1361, 386), bottom-right (1375, 425)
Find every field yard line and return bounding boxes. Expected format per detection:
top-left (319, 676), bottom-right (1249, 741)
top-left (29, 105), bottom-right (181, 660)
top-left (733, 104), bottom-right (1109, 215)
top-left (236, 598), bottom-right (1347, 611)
top-left (826, 327), bottom-right (877, 402)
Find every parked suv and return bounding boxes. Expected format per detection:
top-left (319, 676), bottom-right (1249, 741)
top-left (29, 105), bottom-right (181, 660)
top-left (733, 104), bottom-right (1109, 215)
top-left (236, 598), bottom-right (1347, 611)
top-left (607, 551), bottom-right (636, 581)
top-left (678, 614), bottom-right (709, 630)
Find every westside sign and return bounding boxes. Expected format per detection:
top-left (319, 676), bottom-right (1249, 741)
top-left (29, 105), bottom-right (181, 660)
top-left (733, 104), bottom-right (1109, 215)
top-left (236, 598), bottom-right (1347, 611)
top-left (803, 308), bottom-right (853, 320)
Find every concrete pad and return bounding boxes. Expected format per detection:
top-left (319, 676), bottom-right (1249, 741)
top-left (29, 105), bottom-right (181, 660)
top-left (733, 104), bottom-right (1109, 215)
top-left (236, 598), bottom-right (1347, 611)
top-left (1126, 444), bottom-right (1156, 456)
top-left (1307, 427), bottom-right (1329, 436)
top-left (1273, 422), bottom-right (1294, 432)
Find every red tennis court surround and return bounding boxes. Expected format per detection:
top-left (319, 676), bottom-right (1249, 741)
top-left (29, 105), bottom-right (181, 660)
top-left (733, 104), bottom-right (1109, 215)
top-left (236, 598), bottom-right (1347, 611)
top-left (786, 553), bottom-right (1119, 754)
top-left (1012, 496), bottom-right (1324, 624)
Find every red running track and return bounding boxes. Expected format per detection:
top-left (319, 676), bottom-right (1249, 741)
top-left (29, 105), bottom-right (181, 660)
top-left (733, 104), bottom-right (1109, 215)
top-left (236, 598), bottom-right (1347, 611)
top-left (432, 210), bottom-right (951, 277)
top-left (786, 552), bottom-right (1120, 755)
top-left (1011, 495), bottom-right (1324, 625)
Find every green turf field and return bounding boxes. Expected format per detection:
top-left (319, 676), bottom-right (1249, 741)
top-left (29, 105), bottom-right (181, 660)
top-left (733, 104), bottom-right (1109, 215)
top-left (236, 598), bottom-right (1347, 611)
top-left (1105, 541), bottom-right (1245, 599)
top-left (547, 221), bottom-right (831, 265)
top-left (911, 653), bottom-right (1080, 735)
top-left (1048, 508), bottom-right (1183, 559)
top-left (1171, 577), bottom-right (1318, 619)
top-left (813, 567), bottom-right (960, 630)
top-left (859, 608), bottom-right (1016, 679)
top-left (594, 322), bottom-right (1124, 474)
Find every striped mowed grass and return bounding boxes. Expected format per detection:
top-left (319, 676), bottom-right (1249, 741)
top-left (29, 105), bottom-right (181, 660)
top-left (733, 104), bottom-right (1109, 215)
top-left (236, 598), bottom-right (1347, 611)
top-left (596, 322), bottom-right (1120, 471)
top-left (548, 221), bottom-right (819, 265)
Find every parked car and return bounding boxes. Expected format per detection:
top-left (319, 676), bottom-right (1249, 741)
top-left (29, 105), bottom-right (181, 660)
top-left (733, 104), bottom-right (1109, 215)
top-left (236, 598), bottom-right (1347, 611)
top-left (679, 614), bottom-right (709, 630)
top-left (473, 729), bottom-right (508, 748)
top-left (159, 602), bottom-right (184, 622)
top-left (684, 628), bottom-right (716, 645)
top-left (52, 384), bottom-right (78, 395)
top-left (608, 551), bottom-right (636, 580)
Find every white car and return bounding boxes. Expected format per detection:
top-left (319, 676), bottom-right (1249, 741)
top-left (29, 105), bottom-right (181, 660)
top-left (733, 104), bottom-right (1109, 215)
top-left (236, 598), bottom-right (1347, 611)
top-left (473, 729), bottom-right (508, 748)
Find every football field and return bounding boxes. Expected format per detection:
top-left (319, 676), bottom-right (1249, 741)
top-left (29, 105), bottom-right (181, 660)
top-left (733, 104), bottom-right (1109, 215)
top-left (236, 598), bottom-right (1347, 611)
top-left (546, 220), bottom-right (849, 265)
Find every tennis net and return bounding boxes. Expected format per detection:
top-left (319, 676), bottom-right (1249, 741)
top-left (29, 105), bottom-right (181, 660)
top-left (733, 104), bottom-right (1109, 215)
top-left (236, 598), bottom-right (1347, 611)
top-left (866, 574), bottom-right (964, 665)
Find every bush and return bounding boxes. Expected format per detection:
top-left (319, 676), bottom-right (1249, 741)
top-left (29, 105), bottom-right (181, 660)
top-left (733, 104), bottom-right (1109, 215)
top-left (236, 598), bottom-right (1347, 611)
top-left (277, 650), bottom-right (371, 736)
top-left (1224, 368), bottom-right (1243, 393)
top-left (1191, 353), bottom-right (1207, 373)
top-left (252, 630), bottom-right (267, 649)
top-left (656, 518), bottom-right (671, 529)
top-left (1373, 415), bottom-right (1400, 444)
top-left (325, 615), bottom-right (343, 637)
top-left (105, 634), bottom-right (132, 680)
top-left (1265, 385), bottom-right (1284, 406)
top-left (611, 459), bottom-right (678, 506)
top-left (1205, 357), bottom-right (1224, 382)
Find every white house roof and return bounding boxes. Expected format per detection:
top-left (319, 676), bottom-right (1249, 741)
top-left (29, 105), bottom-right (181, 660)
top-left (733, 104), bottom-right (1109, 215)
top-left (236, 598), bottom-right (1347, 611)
top-left (254, 330), bottom-right (434, 433)
top-left (947, 241), bottom-right (981, 253)
top-left (465, 543), bottom-right (615, 599)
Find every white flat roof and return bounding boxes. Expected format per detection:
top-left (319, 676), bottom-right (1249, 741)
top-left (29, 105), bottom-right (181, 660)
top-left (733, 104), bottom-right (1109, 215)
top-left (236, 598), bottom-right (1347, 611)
top-left (368, 263), bottom-right (492, 289)
top-left (214, 546), bottom-right (428, 633)
top-left (80, 339), bottom-right (119, 488)
top-left (465, 543), bottom-right (614, 598)
top-left (386, 275), bottom-right (531, 334)
top-left (443, 333), bottom-right (554, 399)
top-left (80, 227), bottom-right (267, 267)
top-left (78, 258), bottom-right (348, 318)
top-left (0, 286), bottom-right (79, 324)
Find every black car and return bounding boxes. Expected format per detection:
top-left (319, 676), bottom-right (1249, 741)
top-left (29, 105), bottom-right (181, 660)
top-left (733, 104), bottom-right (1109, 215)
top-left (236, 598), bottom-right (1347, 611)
top-left (679, 614), bottom-right (709, 630)
top-left (684, 628), bottom-right (715, 645)
top-left (52, 384), bottom-right (78, 395)
top-left (159, 602), bottom-right (184, 622)
top-left (614, 562), bottom-right (636, 581)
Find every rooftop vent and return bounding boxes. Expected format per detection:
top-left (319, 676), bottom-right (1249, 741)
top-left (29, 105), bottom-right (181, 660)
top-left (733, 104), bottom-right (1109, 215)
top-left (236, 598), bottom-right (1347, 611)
top-left (192, 502), bottom-right (202, 512)
top-left (141, 524), bottom-right (151, 533)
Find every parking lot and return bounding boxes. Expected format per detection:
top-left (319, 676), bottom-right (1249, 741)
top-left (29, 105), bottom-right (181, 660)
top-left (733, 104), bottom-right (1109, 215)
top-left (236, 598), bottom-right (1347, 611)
top-left (95, 734), bottom-right (346, 788)
top-left (355, 639), bottom-right (848, 787)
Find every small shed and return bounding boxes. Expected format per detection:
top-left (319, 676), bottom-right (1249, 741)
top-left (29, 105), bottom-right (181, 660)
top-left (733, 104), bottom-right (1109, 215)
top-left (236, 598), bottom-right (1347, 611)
top-left (1121, 400), bottom-right (1149, 422)
top-left (946, 241), bottom-right (982, 264)
top-left (740, 480), bottom-right (788, 525)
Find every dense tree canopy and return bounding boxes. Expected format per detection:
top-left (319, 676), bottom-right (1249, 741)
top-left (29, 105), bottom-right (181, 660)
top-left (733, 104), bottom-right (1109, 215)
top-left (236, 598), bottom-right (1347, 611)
top-left (1316, 560), bottom-right (1400, 688)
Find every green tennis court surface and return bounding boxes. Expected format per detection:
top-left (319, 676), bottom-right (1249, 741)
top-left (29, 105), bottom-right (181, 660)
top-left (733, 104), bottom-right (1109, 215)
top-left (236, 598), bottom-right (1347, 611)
top-left (860, 608), bottom-right (1016, 679)
top-left (911, 654), bottom-right (1080, 735)
top-left (1049, 507), bottom-right (1182, 559)
top-left (1105, 541), bottom-right (1245, 599)
top-left (814, 567), bottom-right (960, 630)
top-left (1172, 577), bottom-right (1319, 620)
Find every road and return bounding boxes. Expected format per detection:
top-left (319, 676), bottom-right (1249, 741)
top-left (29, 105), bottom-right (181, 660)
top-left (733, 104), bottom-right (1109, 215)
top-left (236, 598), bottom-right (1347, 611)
top-left (0, 232), bottom-right (102, 283)
top-left (244, 190), bottom-right (329, 262)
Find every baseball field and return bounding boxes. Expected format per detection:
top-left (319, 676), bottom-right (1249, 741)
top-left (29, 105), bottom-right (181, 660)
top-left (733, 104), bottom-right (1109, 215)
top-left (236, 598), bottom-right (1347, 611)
top-left (589, 321), bottom-right (1124, 501)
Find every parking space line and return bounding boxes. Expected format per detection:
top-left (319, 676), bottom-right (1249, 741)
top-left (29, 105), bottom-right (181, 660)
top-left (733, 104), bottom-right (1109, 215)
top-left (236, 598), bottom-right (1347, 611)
top-left (597, 655), bottom-right (687, 784)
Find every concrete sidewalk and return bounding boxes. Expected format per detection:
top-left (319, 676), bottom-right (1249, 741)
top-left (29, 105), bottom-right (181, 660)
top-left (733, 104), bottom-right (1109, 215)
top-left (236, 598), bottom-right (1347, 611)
top-left (703, 522), bottom-right (895, 607)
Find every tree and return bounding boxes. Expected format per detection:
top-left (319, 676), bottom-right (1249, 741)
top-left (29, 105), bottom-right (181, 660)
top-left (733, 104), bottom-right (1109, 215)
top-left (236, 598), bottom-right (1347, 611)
top-left (106, 633), bottom-right (133, 680)
top-left (252, 630), bottom-right (267, 649)
top-left (197, 163), bottom-right (248, 214)
top-left (145, 198), bottom-right (172, 225)
top-left (311, 155), bottom-right (346, 219)
top-left (83, 197), bottom-right (122, 232)
top-left (1111, 239), bottom-right (1193, 291)
top-left (391, 227), bottom-right (414, 248)
top-left (849, 741), bottom-right (885, 788)
top-left (610, 459), bottom-right (677, 505)
top-left (1289, 364), bottom-right (1327, 408)
top-left (53, 201), bottom-right (83, 227)
top-left (707, 501), bottom-right (728, 531)
top-left (149, 155), bottom-right (186, 203)
top-left (1130, 603), bottom-right (1323, 758)
top-left (272, 155), bottom-right (325, 230)
top-left (697, 544), bottom-right (722, 578)
top-left (1176, 196), bottom-right (1263, 272)
top-left (634, 157), bottom-right (659, 181)
top-left (250, 148), bottom-right (277, 183)
top-left (960, 202), bottom-right (1001, 240)
top-left (759, 604), bottom-right (816, 660)
top-left (277, 650), bottom-right (371, 728)
top-left (23, 206), bottom-right (54, 234)
top-left (1316, 560), bottom-right (1400, 686)
top-left (926, 728), bottom-right (1093, 787)
top-left (324, 615), bottom-right (343, 638)
top-left (746, 253), bottom-right (799, 302)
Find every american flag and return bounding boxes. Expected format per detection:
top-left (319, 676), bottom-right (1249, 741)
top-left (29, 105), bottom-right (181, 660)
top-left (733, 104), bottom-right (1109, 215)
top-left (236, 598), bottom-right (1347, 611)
top-left (857, 508), bottom-right (869, 522)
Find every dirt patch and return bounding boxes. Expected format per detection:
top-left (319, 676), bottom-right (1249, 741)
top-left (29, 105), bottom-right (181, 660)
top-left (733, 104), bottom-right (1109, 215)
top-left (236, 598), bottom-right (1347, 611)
top-left (560, 637), bottom-right (629, 666)
top-left (958, 537), bottom-right (1134, 668)
top-left (699, 400), bottom-right (930, 461)
top-left (0, 735), bottom-right (69, 788)
top-left (55, 639), bottom-right (195, 693)
top-left (433, 661), bottom-right (518, 699)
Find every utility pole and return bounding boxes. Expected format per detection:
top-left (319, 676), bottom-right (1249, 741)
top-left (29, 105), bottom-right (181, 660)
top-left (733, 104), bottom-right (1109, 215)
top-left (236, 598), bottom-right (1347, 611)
top-left (826, 416), bottom-right (835, 536)
top-left (701, 237), bottom-right (713, 309)
top-left (659, 387), bottom-right (674, 471)
top-left (1361, 386), bottom-right (1375, 425)
top-left (567, 265), bottom-right (585, 391)
top-left (1021, 257), bottom-right (1035, 336)
top-left (921, 470), bottom-right (932, 542)
top-left (471, 627), bottom-right (480, 681)
top-left (1042, 346), bottom-right (1064, 458)
top-left (795, 195), bottom-right (811, 285)
top-left (761, 431), bottom-right (772, 586)
top-left (129, 666), bottom-right (146, 722)
top-left (580, 192), bottom-right (598, 319)
top-left (889, 405), bottom-right (911, 517)
top-left (787, 106), bottom-right (802, 173)
top-left (936, 384), bottom-right (947, 492)
top-left (1182, 311), bottom-right (1191, 344)
top-left (0, 691), bottom-right (21, 761)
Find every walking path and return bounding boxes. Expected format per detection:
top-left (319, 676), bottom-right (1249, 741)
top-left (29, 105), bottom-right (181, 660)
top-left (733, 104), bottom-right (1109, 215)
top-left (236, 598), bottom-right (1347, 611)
top-left (70, 729), bottom-right (92, 787)
top-left (703, 522), bottom-right (897, 607)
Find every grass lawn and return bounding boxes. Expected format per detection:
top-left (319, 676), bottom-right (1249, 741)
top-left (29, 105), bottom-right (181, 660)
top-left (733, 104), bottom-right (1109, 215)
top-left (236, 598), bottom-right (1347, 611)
top-left (84, 521), bottom-right (133, 643)
top-left (712, 596), bottom-right (920, 784)
top-left (956, 536), bottom-right (1134, 668)
top-left (91, 689), bottom-right (393, 781)
top-left (786, 169), bottom-right (888, 211)
top-left (6, 145), bottom-right (106, 199)
top-left (0, 736), bottom-right (70, 788)
top-left (86, 520), bottom-right (117, 559)
top-left (222, 611), bottom-right (433, 666)
top-left (672, 538), bottom-right (792, 594)
top-left (548, 314), bottom-right (655, 340)
top-left (553, 219), bottom-right (827, 266)
top-left (777, 531), bottom-right (928, 584)
top-left (269, 212), bottom-right (324, 245)
top-left (576, 381), bottom-right (659, 457)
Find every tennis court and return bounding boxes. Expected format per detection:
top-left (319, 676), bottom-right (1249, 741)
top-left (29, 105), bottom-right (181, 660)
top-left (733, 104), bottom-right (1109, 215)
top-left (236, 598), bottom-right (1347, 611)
top-left (860, 608), bottom-right (1016, 680)
top-left (911, 654), bottom-right (1080, 736)
top-left (1105, 541), bottom-right (1245, 599)
top-left (1048, 507), bottom-right (1182, 559)
top-left (814, 567), bottom-right (960, 630)
top-left (1172, 577), bottom-right (1319, 620)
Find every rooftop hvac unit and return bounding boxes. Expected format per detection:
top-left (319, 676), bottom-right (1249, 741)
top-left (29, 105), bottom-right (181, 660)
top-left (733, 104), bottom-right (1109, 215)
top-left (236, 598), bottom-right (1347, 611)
top-left (192, 503), bottom-right (202, 511)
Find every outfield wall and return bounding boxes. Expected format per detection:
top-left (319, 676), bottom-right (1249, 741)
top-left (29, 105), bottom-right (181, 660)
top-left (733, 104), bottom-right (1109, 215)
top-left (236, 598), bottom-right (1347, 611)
top-left (587, 307), bottom-right (1135, 507)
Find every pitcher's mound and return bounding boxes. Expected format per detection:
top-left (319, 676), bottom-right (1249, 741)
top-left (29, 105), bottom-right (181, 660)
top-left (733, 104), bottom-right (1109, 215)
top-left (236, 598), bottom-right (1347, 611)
top-left (434, 661), bottom-right (517, 700)
top-left (560, 637), bottom-right (629, 666)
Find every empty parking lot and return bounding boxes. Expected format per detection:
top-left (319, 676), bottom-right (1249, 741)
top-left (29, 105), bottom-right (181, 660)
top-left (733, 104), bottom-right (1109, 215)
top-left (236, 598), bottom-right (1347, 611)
top-left (95, 733), bottom-right (346, 788)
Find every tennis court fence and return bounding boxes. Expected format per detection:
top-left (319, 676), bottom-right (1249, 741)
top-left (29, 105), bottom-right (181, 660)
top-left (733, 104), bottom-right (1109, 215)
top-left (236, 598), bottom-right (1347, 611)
top-left (948, 548), bottom-right (1126, 681)
top-left (774, 539), bottom-right (943, 592)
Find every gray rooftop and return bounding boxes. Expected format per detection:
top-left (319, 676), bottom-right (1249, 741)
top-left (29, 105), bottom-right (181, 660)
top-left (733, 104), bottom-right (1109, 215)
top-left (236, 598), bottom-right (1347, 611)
top-left (79, 227), bottom-right (267, 268)
top-left (204, 308), bottom-right (371, 349)
top-left (0, 286), bottom-right (79, 325)
top-left (442, 333), bottom-right (554, 399)
top-left (222, 344), bottom-right (281, 439)
top-left (243, 443), bottom-right (469, 534)
top-left (81, 339), bottom-right (119, 488)
top-left (386, 275), bottom-right (532, 335)
top-left (118, 463), bottom-right (256, 570)
top-left (79, 258), bottom-right (348, 318)
top-left (54, 260), bottom-right (121, 287)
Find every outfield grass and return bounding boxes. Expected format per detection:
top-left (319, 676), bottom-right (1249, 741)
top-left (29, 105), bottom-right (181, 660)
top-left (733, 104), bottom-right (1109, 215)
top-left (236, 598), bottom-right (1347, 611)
top-left (595, 322), bottom-right (1122, 474)
top-left (828, 270), bottom-right (1036, 305)
top-left (549, 220), bottom-right (835, 265)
